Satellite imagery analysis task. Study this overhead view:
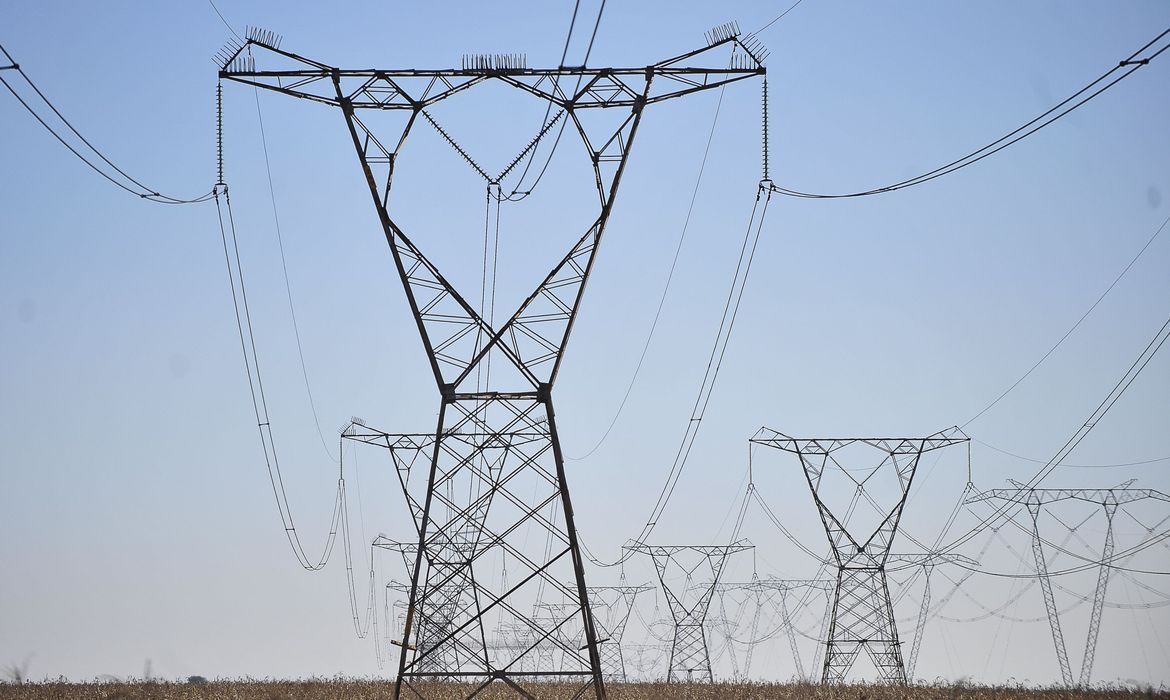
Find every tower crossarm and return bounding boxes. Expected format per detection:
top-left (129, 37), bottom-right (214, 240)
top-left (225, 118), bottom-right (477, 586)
top-left (965, 487), bottom-right (1170, 507)
top-left (716, 578), bottom-right (835, 593)
top-left (750, 427), bottom-right (968, 456)
top-left (624, 542), bottom-right (754, 558)
top-left (751, 427), bottom-right (969, 564)
top-left (218, 34), bottom-right (764, 110)
top-left (885, 552), bottom-right (980, 568)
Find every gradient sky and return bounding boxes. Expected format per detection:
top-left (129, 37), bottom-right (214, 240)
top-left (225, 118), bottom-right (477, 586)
top-left (2, 0), bottom-right (1169, 686)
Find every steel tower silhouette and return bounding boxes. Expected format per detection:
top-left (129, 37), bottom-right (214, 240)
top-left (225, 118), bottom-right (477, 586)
top-left (220, 24), bottom-right (765, 699)
top-left (967, 480), bottom-right (1170, 686)
top-left (626, 541), bottom-right (752, 682)
top-left (751, 428), bottom-right (969, 684)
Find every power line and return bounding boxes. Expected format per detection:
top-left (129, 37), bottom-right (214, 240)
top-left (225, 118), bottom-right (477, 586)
top-left (964, 212), bottom-right (1170, 427)
top-left (251, 79), bottom-right (337, 463)
top-left (938, 309), bottom-right (1170, 556)
top-left (768, 27), bottom-right (1170, 199)
top-left (504, 0), bottom-right (606, 201)
top-left (973, 437), bottom-right (1170, 469)
top-left (754, 0), bottom-right (804, 35)
top-left (207, 0), bottom-right (243, 41)
top-left (213, 185), bottom-right (343, 571)
top-left (0, 42), bottom-right (214, 204)
top-left (568, 85), bottom-right (727, 460)
top-left (583, 184), bottom-right (775, 568)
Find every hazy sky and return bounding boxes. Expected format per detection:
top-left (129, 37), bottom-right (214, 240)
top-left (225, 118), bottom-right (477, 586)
top-left (2, 0), bottom-right (1169, 687)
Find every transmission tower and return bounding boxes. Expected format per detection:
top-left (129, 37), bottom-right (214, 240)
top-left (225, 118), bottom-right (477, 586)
top-left (716, 577), bottom-right (835, 681)
top-left (220, 24), bottom-right (765, 699)
top-left (373, 536), bottom-right (460, 673)
top-left (967, 480), bottom-right (1170, 687)
top-left (587, 584), bottom-right (653, 681)
top-left (625, 541), bottom-right (753, 682)
top-left (751, 428), bottom-right (969, 684)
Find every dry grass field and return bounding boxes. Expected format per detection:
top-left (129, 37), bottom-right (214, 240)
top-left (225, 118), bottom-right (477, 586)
top-left (0, 681), bottom-right (1165, 700)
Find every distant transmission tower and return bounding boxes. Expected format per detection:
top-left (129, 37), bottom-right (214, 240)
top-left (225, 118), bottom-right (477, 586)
top-left (967, 480), bottom-right (1170, 687)
top-left (715, 577), bottom-right (835, 681)
top-left (219, 24), bottom-right (765, 699)
top-left (751, 428), bottom-right (969, 684)
top-left (588, 584), bottom-right (654, 681)
top-left (626, 541), bottom-right (753, 682)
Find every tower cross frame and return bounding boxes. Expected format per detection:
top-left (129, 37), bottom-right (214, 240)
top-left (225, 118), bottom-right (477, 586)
top-left (220, 28), bottom-right (764, 700)
top-left (751, 427), bottom-right (968, 685)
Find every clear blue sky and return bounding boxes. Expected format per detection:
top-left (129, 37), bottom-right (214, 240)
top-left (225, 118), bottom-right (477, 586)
top-left (2, 0), bottom-right (1168, 686)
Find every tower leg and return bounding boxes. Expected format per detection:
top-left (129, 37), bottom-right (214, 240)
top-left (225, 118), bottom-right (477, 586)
top-left (668, 622), bottom-right (712, 682)
top-left (907, 564), bottom-right (933, 681)
top-left (1029, 503), bottom-right (1073, 687)
top-left (824, 567), bottom-right (906, 684)
top-left (1079, 503), bottom-right (1116, 686)
top-left (395, 395), bottom-right (605, 699)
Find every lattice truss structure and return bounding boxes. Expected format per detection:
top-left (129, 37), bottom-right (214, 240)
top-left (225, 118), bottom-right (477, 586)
top-left (587, 584), bottom-right (653, 681)
top-left (625, 542), bottom-right (752, 683)
top-left (751, 428), bottom-right (969, 685)
top-left (712, 577), bottom-right (835, 682)
top-left (622, 643), bottom-right (670, 682)
top-left (967, 480), bottom-right (1170, 687)
top-left (219, 24), bottom-right (765, 699)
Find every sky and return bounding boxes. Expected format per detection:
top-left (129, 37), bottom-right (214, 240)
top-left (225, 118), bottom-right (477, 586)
top-left (1, 0), bottom-right (1169, 687)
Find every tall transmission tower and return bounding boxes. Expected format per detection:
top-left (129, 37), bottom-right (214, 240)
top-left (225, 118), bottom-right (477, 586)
top-left (751, 428), bottom-right (969, 685)
top-left (625, 541), bottom-right (753, 683)
top-left (966, 480), bottom-right (1170, 687)
top-left (219, 25), bottom-right (765, 699)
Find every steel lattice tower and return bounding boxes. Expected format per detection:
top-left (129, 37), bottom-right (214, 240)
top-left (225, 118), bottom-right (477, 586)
top-left (751, 428), bottom-right (968, 684)
top-left (626, 541), bottom-right (752, 683)
top-left (219, 25), bottom-right (764, 699)
top-left (715, 577), bottom-right (835, 681)
top-left (967, 480), bottom-right (1170, 687)
top-left (587, 584), bottom-right (653, 681)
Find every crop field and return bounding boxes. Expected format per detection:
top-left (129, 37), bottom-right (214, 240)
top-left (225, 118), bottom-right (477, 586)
top-left (0, 682), bottom-right (1165, 700)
